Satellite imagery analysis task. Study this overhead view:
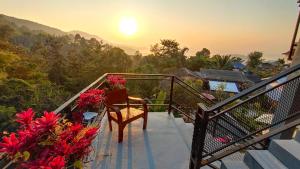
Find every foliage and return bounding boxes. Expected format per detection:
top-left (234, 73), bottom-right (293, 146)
top-left (214, 83), bottom-right (230, 102)
top-left (247, 51), bottom-right (263, 69)
top-left (211, 55), bottom-right (237, 70)
top-left (150, 90), bottom-right (167, 112)
top-left (0, 106), bottom-right (16, 132)
top-left (0, 108), bottom-right (98, 168)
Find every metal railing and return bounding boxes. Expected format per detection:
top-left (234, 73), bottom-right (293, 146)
top-left (189, 64), bottom-right (300, 169)
top-left (3, 65), bottom-right (300, 169)
top-left (54, 73), bottom-right (215, 120)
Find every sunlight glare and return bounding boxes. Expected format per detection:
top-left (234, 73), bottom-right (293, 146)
top-left (119, 17), bottom-right (137, 36)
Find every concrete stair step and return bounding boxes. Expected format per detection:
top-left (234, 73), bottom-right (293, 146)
top-left (295, 130), bottom-right (300, 142)
top-left (174, 117), bottom-right (194, 150)
top-left (269, 139), bottom-right (300, 169)
top-left (244, 150), bottom-right (287, 169)
top-left (220, 161), bottom-right (249, 169)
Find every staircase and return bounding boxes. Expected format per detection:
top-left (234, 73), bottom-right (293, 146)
top-left (221, 131), bottom-right (300, 169)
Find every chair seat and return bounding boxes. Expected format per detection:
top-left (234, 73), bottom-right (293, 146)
top-left (110, 107), bottom-right (144, 122)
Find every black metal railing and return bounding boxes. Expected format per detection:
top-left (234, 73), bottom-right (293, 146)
top-left (189, 64), bottom-right (300, 169)
top-left (54, 73), bottom-right (215, 121)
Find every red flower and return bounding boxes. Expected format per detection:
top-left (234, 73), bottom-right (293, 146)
top-left (16, 108), bottom-right (35, 127)
top-left (35, 112), bottom-right (60, 132)
top-left (77, 89), bottom-right (105, 110)
top-left (106, 75), bottom-right (126, 89)
top-left (0, 133), bottom-right (20, 156)
top-left (85, 127), bottom-right (98, 138)
top-left (49, 156), bottom-right (65, 169)
top-left (53, 140), bottom-right (72, 156)
top-left (20, 155), bottom-right (65, 169)
top-left (59, 123), bottom-right (83, 141)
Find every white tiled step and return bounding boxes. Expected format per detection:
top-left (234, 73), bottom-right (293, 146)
top-left (269, 140), bottom-right (300, 169)
top-left (244, 150), bottom-right (287, 169)
top-left (173, 117), bottom-right (193, 150)
top-left (220, 161), bottom-right (249, 169)
top-left (295, 130), bottom-right (300, 142)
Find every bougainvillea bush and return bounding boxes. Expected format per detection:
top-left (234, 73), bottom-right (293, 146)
top-left (77, 89), bottom-right (105, 111)
top-left (0, 108), bottom-right (98, 169)
top-left (106, 75), bottom-right (126, 90)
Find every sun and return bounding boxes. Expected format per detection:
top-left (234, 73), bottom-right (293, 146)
top-left (119, 17), bottom-right (137, 36)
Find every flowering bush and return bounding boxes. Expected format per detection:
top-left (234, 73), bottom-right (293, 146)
top-left (0, 108), bottom-right (98, 169)
top-left (77, 89), bottom-right (105, 111)
top-left (106, 75), bottom-right (126, 90)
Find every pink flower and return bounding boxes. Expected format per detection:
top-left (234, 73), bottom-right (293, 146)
top-left (0, 133), bottom-right (20, 156)
top-left (214, 136), bottom-right (232, 144)
top-left (16, 108), bottom-right (35, 127)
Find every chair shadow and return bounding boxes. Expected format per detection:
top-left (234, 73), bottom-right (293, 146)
top-left (143, 130), bottom-right (156, 169)
top-left (115, 123), bottom-right (156, 169)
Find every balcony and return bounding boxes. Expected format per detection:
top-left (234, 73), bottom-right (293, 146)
top-left (1, 65), bottom-right (300, 169)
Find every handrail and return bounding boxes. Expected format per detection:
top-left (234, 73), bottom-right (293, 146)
top-left (209, 73), bottom-right (300, 120)
top-left (54, 73), bottom-right (215, 114)
top-left (201, 114), bottom-right (300, 166)
top-left (205, 64), bottom-right (300, 112)
top-left (190, 64), bottom-right (300, 169)
top-left (174, 76), bottom-right (215, 105)
top-left (54, 73), bottom-right (108, 113)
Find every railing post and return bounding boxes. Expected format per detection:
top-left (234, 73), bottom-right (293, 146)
top-left (189, 106), bottom-right (209, 169)
top-left (168, 76), bottom-right (174, 115)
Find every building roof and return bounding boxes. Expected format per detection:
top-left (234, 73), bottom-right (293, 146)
top-left (208, 80), bottom-right (239, 93)
top-left (244, 72), bottom-right (261, 83)
top-left (233, 62), bottom-right (246, 70)
top-left (173, 68), bottom-right (198, 77)
top-left (194, 69), bottom-right (250, 83)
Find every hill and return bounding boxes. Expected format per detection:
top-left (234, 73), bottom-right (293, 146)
top-left (0, 14), bottom-right (138, 54)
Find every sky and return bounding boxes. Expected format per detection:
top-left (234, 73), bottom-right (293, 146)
top-left (0, 0), bottom-right (298, 59)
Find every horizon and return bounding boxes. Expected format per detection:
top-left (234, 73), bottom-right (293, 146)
top-left (0, 0), bottom-right (298, 59)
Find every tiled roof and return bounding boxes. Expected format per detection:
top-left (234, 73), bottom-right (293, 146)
top-left (194, 69), bottom-right (250, 83)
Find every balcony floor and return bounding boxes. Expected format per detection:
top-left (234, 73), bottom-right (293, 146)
top-left (87, 112), bottom-right (191, 169)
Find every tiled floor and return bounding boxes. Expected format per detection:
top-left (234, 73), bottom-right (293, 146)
top-left (87, 112), bottom-right (190, 169)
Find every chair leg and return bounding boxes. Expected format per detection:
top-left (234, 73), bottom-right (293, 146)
top-left (118, 125), bottom-right (124, 143)
top-left (143, 115), bottom-right (148, 130)
top-left (107, 114), bottom-right (113, 131)
top-left (108, 119), bottom-right (113, 131)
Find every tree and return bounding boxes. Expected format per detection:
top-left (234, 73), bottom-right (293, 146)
top-left (149, 39), bottom-right (188, 71)
top-left (247, 51), bottom-right (263, 69)
top-left (0, 25), bottom-right (14, 41)
top-left (211, 55), bottom-right (236, 70)
top-left (196, 48), bottom-right (210, 57)
top-left (278, 58), bottom-right (285, 65)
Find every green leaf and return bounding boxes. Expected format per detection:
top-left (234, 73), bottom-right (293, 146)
top-left (14, 152), bottom-right (21, 159)
top-left (23, 151), bottom-right (30, 161)
top-left (74, 160), bottom-right (83, 169)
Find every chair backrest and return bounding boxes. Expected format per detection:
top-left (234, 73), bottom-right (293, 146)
top-left (105, 88), bottom-right (128, 106)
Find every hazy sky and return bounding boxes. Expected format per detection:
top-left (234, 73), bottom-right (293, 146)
top-left (0, 0), bottom-right (298, 59)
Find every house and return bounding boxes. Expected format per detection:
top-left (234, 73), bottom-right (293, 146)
top-left (193, 68), bottom-right (253, 92)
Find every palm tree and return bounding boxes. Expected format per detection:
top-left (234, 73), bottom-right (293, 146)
top-left (211, 55), bottom-right (236, 70)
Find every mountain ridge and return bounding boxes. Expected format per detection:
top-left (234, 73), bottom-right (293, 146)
top-left (0, 14), bottom-right (138, 54)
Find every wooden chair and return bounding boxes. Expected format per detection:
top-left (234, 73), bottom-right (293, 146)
top-left (105, 88), bottom-right (148, 142)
